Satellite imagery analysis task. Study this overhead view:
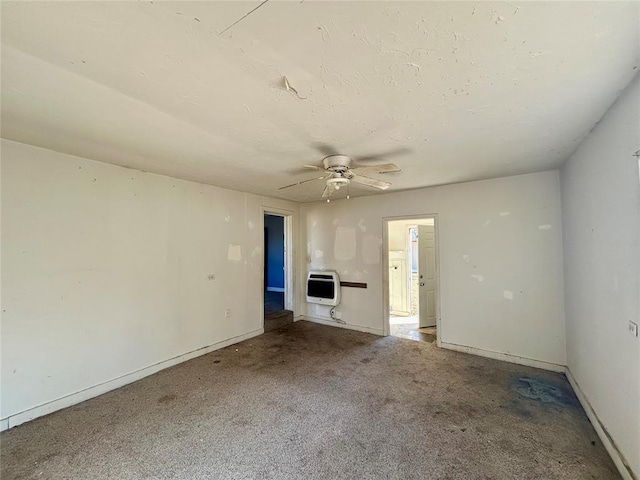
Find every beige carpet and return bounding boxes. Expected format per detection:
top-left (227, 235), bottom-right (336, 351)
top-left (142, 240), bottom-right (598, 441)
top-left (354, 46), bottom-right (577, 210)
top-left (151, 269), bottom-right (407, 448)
top-left (0, 321), bottom-right (618, 479)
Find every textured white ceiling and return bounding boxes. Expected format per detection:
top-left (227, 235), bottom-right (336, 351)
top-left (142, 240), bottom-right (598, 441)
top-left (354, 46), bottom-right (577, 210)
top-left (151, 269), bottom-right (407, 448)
top-left (1, 1), bottom-right (638, 202)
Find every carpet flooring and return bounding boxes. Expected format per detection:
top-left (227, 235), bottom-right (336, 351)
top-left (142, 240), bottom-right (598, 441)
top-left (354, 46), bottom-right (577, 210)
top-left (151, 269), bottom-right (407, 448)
top-left (264, 310), bottom-right (294, 333)
top-left (1, 321), bottom-right (618, 479)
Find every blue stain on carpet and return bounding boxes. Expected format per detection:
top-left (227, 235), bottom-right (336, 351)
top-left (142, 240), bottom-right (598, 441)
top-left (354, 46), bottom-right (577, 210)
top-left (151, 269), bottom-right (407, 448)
top-left (512, 377), bottom-right (578, 408)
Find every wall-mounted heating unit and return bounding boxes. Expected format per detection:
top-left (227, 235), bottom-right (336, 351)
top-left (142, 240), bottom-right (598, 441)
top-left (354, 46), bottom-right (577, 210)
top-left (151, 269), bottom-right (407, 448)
top-left (306, 271), bottom-right (341, 306)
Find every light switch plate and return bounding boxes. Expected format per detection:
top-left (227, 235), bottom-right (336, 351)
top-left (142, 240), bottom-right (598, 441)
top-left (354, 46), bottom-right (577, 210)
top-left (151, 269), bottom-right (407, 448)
top-left (629, 321), bottom-right (638, 337)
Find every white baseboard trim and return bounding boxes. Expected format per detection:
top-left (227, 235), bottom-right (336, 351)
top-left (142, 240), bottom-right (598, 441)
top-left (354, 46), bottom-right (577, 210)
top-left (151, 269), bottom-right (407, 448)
top-left (440, 341), bottom-right (566, 373)
top-left (0, 328), bottom-right (264, 432)
top-left (266, 287), bottom-right (285, 293)
top-left (565, 369), bottom-right (636, 480)
top-left (298, 315), bottom-right (384, 336)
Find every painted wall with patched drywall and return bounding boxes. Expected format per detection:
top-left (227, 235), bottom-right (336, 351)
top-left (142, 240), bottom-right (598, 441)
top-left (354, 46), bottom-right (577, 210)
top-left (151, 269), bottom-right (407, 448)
top-left (301, 171), bottom-right (566, 365)
top-left (264, 214), bottom-right (285, 290)
top-left (561, 74), bottom-right (640, 477)
top-left (0, 139), bottom-right (299, 422)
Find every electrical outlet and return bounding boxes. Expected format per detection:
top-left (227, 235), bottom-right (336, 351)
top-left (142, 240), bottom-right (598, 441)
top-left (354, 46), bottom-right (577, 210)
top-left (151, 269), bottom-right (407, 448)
top-left (206, 274), bottom-right (215, 281)
top-left (225, 309), bottom-right (231, 318)
top-left (629, 321), bottom-right (638, 337)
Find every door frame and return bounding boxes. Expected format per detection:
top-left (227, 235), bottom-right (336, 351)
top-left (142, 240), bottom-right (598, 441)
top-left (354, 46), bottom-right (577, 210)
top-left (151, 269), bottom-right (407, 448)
top-left (382, 214), bottom-right (441, 346)
top-left (262, 207), bottom-right (294, 323)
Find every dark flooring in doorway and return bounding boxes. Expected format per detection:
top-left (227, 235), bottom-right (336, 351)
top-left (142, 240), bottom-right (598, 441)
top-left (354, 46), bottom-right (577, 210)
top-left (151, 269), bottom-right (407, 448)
top-left (1, 321), bottom-right (618, 479)
top-left (264, 290), bottom-right (284, 314)
top-left (264, 290), bottom-right (292, 333)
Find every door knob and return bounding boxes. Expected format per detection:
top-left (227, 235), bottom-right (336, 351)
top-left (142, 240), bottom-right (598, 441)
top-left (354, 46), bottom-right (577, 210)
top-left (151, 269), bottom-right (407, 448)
top-left (420, 282), bottom-right (425, 287)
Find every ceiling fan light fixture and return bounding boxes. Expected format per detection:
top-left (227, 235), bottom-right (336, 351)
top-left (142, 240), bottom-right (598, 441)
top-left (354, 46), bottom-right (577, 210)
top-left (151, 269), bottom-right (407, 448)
top-left (326, 177), bottom-right (350, 189)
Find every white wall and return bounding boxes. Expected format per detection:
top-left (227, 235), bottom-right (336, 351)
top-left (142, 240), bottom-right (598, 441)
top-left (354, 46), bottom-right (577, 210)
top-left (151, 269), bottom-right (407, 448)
top-left (0, 139), bottom-right (299, 424)
top-left (561, 74), bottom-right (640, 478)
top-left (301, 171), bottom-right (566, 366)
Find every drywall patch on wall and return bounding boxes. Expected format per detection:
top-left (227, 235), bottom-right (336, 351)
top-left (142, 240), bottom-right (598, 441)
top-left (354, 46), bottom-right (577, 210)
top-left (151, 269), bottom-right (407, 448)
top-left (334, 226), bottom-right (356, 260)
top-left (471, 274), bottom-right (484, 282)
top-left (228, 244), bottom-right (243, 261)
top-left (538, 224), bottom-right (552, 230)
top-left (315, 250), bottom-right (324, 259)
top-left (500, 211), bottom-right (511, 216)
top-left (463, 254), bottom-right (470, 263)
top-left (362, 235), bottom-right (381, 265)
top-left (503, 290), bottom-right (514, 300)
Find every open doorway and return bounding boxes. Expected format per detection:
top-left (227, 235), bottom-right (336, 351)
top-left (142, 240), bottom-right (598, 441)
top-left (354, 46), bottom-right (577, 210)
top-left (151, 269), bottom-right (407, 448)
top-left (385, 216), bottom-right (439, 344)
top-left (263, 211), bottom-right (294, 332)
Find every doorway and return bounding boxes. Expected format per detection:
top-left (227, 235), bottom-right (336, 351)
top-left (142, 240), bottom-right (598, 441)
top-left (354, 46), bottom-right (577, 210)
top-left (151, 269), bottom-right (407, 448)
top-left (384, 216), bottom-right (439, 344)
top-left (263, 211), bottom-right (294, 332)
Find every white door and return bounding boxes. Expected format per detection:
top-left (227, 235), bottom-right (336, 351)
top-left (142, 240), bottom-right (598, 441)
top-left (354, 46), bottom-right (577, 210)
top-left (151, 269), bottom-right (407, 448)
top-left (417, 225), bottom-right (437, 328)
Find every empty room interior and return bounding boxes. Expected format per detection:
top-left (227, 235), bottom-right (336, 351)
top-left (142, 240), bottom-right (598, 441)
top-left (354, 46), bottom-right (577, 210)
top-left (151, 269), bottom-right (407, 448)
top-left (1, 1), bottom-right (639, 479)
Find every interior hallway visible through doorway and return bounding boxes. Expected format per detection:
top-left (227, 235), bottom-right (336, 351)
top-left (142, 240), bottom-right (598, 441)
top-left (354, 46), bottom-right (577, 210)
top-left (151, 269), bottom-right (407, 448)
top-left (387, 216), bottom-right (439, 344)
top-left (263, 213), bottom-right (293, 332)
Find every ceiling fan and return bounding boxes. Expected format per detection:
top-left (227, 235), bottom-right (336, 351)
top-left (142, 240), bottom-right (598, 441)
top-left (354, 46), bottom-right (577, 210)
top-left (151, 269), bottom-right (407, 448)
top-left (279, 154), bottom-right (402, 199)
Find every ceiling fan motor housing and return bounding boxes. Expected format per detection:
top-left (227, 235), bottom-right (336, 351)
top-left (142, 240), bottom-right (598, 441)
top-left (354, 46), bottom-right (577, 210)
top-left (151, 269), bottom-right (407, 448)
top-left (323, 154), bottom-right (351, 173)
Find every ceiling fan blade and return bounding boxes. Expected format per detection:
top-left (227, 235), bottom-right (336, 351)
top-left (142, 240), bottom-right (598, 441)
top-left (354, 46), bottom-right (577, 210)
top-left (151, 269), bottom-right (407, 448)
top-left (279, 175), bottom-right (329, 190)
top-left (351, 163), bottom-right (401, 174)
top-left (302, 164), bottom-right (324, 171)
top-left (322, 183), bottom-right (336, 198)
top-left (312, 142), bottom-right (340, 157)
top-left (352, 174), bottom-right (391, 190)
top-left (352, 147), bottom-right (411, 163)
